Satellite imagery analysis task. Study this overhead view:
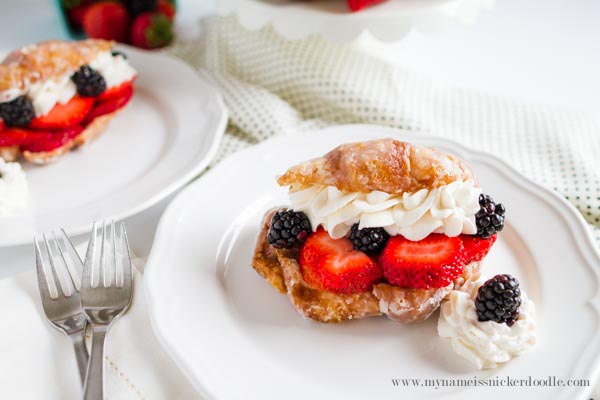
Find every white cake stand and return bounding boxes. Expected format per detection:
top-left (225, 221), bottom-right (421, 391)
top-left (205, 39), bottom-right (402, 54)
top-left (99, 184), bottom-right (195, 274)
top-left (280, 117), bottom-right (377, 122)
top-left (217, 0), bottom-right (495, 43)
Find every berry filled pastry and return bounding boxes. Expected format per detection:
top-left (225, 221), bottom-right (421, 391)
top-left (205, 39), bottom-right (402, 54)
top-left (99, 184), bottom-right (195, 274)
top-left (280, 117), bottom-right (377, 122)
top-left (252, 138), bottom-right (507, 323)
top-left (0, 39), bottom-right (137, 164)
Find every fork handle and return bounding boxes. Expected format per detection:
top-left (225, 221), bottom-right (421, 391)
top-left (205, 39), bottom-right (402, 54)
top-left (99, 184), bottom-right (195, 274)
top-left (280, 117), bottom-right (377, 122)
top-left (83, 327), bottom-right (108, 400)
top-left (69, 329), bottom-right (89, 385)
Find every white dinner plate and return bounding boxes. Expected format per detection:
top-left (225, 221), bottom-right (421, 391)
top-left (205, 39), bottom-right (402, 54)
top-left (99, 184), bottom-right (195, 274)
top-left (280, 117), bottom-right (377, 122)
top-left (217, 0), bottom-right (494, 43)
top-left (145, 125), bottom-right (600, 400)
top-left (0, 46), bottom-right (228, 247)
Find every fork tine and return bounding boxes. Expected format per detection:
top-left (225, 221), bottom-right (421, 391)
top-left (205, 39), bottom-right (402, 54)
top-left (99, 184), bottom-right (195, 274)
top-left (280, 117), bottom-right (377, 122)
top-left (52, 231), bottom-right (76, 296)
top-left (110, 221), bottom-right (117, 287)
top-left (100, 221), bottom-right (107, 288)
top-left (60, 228), bottom-right (83, 291)
top-left (34, 237), bottom-right (54, 300)
top-left (43, 234), bottom-right (67, 298)
top-left (83, 222), bottom-right (98, 289)
top-left (118, 222), bottom-right (132, 289)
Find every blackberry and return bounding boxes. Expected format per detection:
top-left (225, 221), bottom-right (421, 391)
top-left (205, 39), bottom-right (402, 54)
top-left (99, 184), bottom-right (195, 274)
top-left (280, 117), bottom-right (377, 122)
top-left (475, 194), bottom-right (506, 239)
top-left (349, 224), bottom-right (389, 253)
top-left (475, 274), bottom-right (521, 326)
top-left (111, 50), bottom-right (128, 59)
top-left (0, 95), bottom-right (35, 127)
top-left (71, 65), bottom-right (106, 97)
top-left (268, 210), bottom-right (312, 249)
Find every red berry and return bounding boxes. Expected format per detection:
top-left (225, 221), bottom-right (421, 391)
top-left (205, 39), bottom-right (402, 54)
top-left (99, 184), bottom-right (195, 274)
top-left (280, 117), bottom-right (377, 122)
top-left (461, 234), bottom-right (497, 262)
top-left (157, 0), bottom-right (175, 21)
top-left (21, 127), bottom-right (83, 153)
top-left (83, 2), bottom-right (130, 43)
top-left (0, 126), bottom-right (83, 152)
top-left (97, 78), bottom-right (135, 102)
top-left (299, 229), bottom-right (383, 294)
top-left (130, 12), bottom-right (173, 49)
top-left (67, 4), bottom-right (90, 31)
top-left (84, 84), bottom-right (134, 124)
top-left (380, 234), bottom-right (466, 289)
top-left (346, 0), bottom-right (386, 12)
top-left (0, 128), bottom-right (30, 147)
top-left (29, 96), bottom-right (94, 130)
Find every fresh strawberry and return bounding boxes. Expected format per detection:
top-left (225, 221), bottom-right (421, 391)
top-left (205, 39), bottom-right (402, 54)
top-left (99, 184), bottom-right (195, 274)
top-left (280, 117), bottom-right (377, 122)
top-left (83, 2), bottom-right (130, 42)
top-left (0, 128), bottom-right (30, 147)
top-left (66, 3), bottom-right (90, 32)
top-left (157, 0), bottom-right (175, 21)
top-left (130, 12), bottom-right (173, 49)
top-left (0, 119), bottom-right (5, 131)
top-left (299, 229), bottom-right (382, 294)
top-left (29, 96), bottom-right (94, 130)
top-left (461, 234), bottom-right (497, 263)
top-left (0, 126), bottom-right (82, 152)
top-left (84, 85), bottom-right (134, 124)
top-left (97, 78), bottom-right (135, 102)
top-left (380, 234), bottom-right (466, 289)
top-left (346, 0), bottom-right (386, 12)
top-left (21, 127), bottom-right (83, 152)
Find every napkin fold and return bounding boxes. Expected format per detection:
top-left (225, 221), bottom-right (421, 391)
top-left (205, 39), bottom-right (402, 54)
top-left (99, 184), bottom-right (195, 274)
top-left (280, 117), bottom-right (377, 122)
top-left (0, 258), bottom-right (199, 400)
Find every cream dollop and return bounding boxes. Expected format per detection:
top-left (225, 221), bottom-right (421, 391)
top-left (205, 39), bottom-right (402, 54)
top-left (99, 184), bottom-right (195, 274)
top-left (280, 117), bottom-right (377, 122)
top-left (0, 159), bottom-right (29, 216)
top-left (437, 285), bottom-right (536, 370)
top-left (1, 51), bottom-right (137, 116)
top-left (89, 51), bottom-right (137, 89)
top-left (288, 180), bottom-right (481, 240)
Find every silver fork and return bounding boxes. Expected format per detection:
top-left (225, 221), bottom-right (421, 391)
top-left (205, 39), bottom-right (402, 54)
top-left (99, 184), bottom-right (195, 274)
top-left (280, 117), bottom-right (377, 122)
top-left (35, 229), bottom-right (89, 384)
top-left (81, 221), bottom-right (133, 400)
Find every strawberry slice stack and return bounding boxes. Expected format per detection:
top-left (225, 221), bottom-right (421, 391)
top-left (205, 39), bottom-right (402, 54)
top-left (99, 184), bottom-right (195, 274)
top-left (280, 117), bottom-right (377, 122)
top-left (0, 79), bottom-right (134, 153)
top-left (267, 201), bottom-right (502, 294)
top-left (297, 230), bottom-right (497, 294)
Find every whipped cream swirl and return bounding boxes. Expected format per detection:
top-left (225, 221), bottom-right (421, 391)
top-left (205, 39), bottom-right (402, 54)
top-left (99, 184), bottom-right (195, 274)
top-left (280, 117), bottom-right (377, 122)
top-left (288, 179), bottom-right (481, 240)
top-left (437, 286), bottom-right (536, 370)
top-left (1, 51), bottom-right (137, 116)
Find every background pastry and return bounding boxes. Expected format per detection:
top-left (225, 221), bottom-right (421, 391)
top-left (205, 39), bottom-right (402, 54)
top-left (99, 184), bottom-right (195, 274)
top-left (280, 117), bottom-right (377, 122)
top-left (0, 39), bottom-right (137, 164)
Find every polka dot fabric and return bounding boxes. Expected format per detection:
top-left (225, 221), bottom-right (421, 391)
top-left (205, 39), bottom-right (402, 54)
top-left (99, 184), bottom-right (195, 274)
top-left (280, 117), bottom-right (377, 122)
top-left (169, 16), bottom-right (600, 249)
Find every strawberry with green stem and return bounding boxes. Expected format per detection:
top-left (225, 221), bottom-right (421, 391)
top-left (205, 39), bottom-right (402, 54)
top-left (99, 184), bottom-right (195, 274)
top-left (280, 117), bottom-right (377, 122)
top-left (130, 12), bottom-right (173, 49)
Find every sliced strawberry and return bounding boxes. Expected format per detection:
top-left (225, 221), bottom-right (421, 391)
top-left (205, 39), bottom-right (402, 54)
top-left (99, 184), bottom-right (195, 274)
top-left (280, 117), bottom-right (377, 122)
top-left (84, 85), bottom-right (134, 124)
top-left (299, 229), bottom-right (383, 294)
top-left (97, 78), bottom-right (135, 102)
top-left (346, 0), bottom-right (386, 12)
top-left (380, 234), bottom-right (466, 289)
top-left (0, 128), bottom-right (31, 147)
top-left (0, 126), bottom-right (82, 152)
top-left (29, 96), bottom-right (94, 130)
top-left (461, 234), bottom-right (497, 263)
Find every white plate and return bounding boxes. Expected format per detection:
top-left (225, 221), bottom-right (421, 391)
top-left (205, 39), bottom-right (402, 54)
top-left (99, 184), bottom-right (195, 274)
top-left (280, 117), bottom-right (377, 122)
top-left (217, 0), bottom-right (494, 43)
top-left (0, 46), bottom-right (228, 247)
top-left (145, 125), bottom-right (600, 400)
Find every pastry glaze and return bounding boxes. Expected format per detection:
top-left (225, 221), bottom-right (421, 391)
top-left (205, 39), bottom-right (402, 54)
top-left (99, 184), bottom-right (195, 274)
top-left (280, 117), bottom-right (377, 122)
top-left (278, 138), bottom-right (476, 194)
top-left (0, 39), bottom-right (113, 96)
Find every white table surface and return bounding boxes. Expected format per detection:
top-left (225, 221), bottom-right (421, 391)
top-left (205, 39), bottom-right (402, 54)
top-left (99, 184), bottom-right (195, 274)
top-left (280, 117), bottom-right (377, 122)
top-left (1, 0), bottom-right (598, 273)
